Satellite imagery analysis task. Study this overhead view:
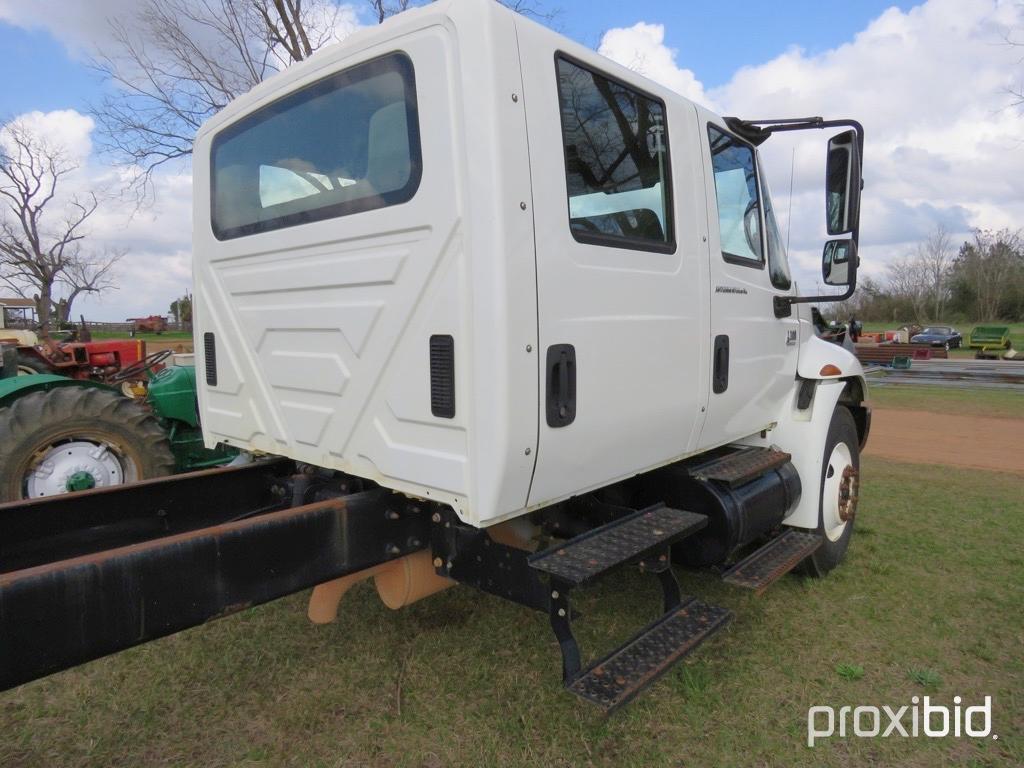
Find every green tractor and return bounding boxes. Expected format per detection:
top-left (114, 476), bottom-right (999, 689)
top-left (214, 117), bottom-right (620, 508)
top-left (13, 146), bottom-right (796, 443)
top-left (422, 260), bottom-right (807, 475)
top-left (0, 350), bottom-right (235, 502)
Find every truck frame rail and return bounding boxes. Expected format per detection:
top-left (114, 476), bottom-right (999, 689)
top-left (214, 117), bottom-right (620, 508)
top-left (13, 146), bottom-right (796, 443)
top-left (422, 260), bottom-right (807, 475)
top-left (0, 460), bottom-right (431, 691)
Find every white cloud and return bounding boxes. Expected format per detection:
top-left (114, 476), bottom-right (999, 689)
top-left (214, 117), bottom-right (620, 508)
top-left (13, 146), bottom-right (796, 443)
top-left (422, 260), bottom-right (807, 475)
top-left (599, 0), bottom-right (1024, 292)
top-left (598, 22), bottom-right (711, 106)
top-left (0, 0), bottom-right (140, 56)
top-left (0, 0), bottom-right (363, 59)
top-left (1, 110), bottom-right (95, 162)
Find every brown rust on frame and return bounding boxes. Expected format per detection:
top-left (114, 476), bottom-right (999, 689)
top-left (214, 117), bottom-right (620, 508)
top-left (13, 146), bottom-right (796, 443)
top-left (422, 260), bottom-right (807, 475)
top-left (0, 498), bottom-right (346, 588)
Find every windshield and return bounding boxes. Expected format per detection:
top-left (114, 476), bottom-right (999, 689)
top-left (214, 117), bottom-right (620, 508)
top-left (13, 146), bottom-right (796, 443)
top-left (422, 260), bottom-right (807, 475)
top-left (760, 168), bottom-right (792, 291)
top-left (211, 53), bottom-right (421, 240)
top-left (921, 327), bottom-right (950, 334)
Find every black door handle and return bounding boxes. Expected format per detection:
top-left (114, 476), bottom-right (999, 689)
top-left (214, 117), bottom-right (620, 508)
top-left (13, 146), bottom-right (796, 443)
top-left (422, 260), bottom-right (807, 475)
top-left (546, 344), bottom-right (576, 427)
top-left (713, 335), bottom-right (729, 394)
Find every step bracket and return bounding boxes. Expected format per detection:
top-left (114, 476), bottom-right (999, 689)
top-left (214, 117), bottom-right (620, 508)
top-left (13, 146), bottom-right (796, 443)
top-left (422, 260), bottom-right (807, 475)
top-left (531, 502), bottom-right (730, 712)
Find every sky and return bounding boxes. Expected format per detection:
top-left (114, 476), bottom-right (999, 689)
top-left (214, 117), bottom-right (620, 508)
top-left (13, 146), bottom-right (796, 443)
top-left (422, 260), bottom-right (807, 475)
top-left (0, 0), bottom-right (1021, 320)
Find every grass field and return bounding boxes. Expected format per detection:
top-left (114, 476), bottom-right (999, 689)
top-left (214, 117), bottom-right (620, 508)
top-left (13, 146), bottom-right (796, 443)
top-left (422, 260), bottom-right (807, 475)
top-left (859, 322), bottom-right (1024, 359)
top-left (868, 383), bottom-right (1024, 420)
top-left (1, 457), bottom-right (1020, 768)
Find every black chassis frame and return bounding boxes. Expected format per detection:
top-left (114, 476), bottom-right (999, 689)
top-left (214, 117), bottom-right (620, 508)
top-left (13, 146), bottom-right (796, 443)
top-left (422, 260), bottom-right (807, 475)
top-left (0, 460), bottom-right (436, 691)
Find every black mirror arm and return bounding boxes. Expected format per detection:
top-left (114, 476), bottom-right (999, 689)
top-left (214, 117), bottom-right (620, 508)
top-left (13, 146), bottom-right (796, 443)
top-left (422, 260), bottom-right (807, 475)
top-left (724, 117), bottom-right (865, 155)
top-left (727, 116), bottom-right (865, 319)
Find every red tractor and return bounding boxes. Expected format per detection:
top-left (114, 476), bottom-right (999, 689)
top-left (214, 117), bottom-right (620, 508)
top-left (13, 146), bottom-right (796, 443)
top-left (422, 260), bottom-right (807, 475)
top-left (15, 321), bottom-right (170, 386)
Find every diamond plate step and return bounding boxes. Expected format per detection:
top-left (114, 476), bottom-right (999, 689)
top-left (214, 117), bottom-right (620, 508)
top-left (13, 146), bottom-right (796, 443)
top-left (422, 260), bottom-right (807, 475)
top-left (566, 597), bottom-right (732, 712)
top-left (722, 529), bottom-right (822, 594)
top-left (691, 447), bottom-right (791, 487)
top-left (528, 504), bottom-right (707, 587)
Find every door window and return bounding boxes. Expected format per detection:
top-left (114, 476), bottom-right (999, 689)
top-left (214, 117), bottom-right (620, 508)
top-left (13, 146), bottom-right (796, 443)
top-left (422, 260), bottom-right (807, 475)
top-left (556, 56), bottom-right (674, 253)
top-left (708, 126), bottom-right (763, 265)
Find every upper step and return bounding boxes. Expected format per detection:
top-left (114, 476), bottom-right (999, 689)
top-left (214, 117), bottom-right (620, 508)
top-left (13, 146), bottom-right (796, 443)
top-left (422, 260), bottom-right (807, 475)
top-left (528, 504), bottom-right (706, 587)
top-left (690, 447), bottom-right (791, 488)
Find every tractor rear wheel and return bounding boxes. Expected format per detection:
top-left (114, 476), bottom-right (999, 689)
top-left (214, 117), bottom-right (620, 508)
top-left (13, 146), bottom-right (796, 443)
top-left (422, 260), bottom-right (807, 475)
top-left (0, 387), bottom-right (175, 502)
top-left (15, 352), bottom-right (53, 376)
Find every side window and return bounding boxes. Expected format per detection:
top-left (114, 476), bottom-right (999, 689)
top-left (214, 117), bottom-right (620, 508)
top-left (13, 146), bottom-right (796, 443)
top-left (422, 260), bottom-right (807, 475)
top-left (708, 126), bottom-right (763, 265)
top-left (556, 56), bottom-right (674, 252)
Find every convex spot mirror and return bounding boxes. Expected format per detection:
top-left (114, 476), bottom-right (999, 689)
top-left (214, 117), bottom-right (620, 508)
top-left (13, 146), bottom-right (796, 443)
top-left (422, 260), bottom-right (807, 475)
top-left (822, 239), bottom-right (856, 286)
top-left (825, 129), bottom-right (862, 236)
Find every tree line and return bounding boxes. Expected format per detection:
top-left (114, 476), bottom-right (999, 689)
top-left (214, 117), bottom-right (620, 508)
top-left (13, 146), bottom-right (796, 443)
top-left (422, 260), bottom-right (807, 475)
top-left (831, 226), bottom-right (1024, 324)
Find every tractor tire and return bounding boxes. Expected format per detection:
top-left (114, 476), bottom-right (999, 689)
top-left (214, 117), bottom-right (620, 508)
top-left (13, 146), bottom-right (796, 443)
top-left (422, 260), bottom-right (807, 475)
top-left (15, 352), bottom-right (53, 376)
top-left (0, 387), bottom-right (175, 502)
top-left (799, 406), bottom-right (860, 577)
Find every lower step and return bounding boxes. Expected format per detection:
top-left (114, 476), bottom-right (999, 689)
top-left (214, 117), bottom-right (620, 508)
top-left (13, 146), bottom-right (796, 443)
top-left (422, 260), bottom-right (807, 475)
top-left (722, 529), bottom-right (823, 594)
top-left (566, 598), bottom-right (732, 712)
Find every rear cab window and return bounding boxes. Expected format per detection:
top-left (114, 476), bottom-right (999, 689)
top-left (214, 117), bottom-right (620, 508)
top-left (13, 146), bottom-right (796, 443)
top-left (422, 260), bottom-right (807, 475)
top-left (211, 53), bottom-right (422, 240)
top-left (556, 55), bottom-right (675, 253)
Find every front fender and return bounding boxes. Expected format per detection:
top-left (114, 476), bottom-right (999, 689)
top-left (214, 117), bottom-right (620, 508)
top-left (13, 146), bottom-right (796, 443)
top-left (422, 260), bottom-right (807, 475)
top-left (0, 374), bottom-right (115, 410)
top-left (797, 333), bottom-right (863, 381)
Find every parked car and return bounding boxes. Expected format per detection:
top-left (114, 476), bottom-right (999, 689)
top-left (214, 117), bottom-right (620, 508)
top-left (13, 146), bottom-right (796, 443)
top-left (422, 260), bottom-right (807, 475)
top-left (911, 326), bottom-right (962, 349)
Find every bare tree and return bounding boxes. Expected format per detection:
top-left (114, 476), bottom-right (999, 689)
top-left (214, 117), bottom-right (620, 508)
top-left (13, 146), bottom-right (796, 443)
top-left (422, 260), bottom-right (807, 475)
top-left (369, 0), bottom-right (557, 25)
top-left (886, 252), bottom-right (930, 323)
top-left (91, 0), bottom-right (350, 189)
top-left (916, 224), bottom-right (954, 320)
top-left (54, 248), bottom-right (126, 326)
top-left (368, 0), bottom-right (413, 24)
top-left (0, 119), bottom-right (120, 332)
top-left (94, 0), bottom-right (557, 193)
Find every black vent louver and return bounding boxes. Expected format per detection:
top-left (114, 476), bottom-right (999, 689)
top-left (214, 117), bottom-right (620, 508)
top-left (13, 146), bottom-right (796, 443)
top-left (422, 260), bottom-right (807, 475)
top-left (203, 332), bottom-right (218, 387)
top-left (429, 335), bottom-right (455, 418)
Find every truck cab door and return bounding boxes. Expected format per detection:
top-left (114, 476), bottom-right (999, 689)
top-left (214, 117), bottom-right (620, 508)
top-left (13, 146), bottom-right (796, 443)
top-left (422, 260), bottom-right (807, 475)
top-left (699, 114), bottom-right (799, 446)
top-left (519, 49), bottom-right (710, 510)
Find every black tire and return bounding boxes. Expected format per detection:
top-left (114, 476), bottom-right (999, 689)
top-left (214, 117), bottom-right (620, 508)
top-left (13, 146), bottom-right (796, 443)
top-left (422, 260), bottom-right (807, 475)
top-left (800, 406), bottom-right (859, 577)
top-left (15, 352), bottom-right (53, 376)
top-left (0, 387), bottom-right (175, 502)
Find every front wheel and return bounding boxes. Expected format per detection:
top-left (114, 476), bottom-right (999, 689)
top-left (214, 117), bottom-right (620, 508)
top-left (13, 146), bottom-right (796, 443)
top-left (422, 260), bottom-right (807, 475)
top-left (800, 406), bottom-right (860, 577)
top-left (0, 387), bottom-right (175, 502)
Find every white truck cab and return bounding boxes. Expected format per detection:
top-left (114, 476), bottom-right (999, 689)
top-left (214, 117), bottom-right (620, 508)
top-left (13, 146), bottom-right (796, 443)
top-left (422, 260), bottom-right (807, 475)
top-left (194, 0), bottom-right (867, 533)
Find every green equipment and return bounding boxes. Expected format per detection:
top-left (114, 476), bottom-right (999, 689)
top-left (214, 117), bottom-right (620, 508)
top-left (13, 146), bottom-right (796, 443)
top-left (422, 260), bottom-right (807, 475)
top-left (967, 325), bottom-right (1011, 350)
top-left (0, 363), bottom-right (235, 502)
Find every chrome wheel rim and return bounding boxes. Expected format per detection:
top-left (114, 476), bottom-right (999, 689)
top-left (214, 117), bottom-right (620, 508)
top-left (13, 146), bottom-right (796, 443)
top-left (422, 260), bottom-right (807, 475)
top-left (24, 440), bottom-right (137, 498)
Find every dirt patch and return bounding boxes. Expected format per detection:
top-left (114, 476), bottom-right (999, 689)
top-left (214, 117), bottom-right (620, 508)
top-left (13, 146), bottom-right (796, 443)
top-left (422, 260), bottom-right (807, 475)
top-left (866, 408), bottom-right (1024, 475)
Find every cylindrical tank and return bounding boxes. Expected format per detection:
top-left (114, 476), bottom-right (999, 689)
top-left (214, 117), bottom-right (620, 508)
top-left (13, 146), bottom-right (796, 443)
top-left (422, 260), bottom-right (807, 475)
top-left (637, 460), bottom-right (802, 567)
